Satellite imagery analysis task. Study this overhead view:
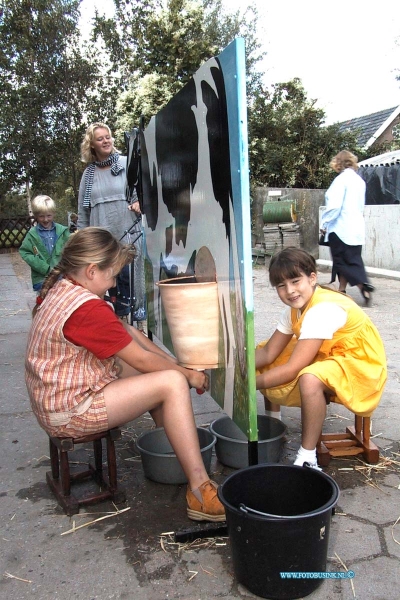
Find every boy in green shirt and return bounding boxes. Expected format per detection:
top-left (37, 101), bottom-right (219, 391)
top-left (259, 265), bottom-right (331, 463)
top-left (19, 195), bottom-right (70, 292)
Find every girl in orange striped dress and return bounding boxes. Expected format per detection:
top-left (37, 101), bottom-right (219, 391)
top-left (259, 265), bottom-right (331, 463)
top-left (25, 227), bottom-right (225, 522)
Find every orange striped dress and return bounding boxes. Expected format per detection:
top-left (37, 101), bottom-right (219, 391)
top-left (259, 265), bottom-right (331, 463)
top-left (25, 278), bottom-right (118, 437)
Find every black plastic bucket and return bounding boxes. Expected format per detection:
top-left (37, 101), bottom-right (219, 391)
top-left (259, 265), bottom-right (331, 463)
top-left (218, 464), bottom-right (340, 599)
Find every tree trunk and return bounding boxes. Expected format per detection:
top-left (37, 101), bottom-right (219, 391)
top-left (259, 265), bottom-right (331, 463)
top-left (26, 177), bottom-right (32, 216)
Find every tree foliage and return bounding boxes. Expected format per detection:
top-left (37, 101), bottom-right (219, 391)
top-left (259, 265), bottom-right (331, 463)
top-left (93, 0), bottom-right (265, 139)
top-left (0, 0), bottom-right (117, 212)
top-left (0, 0), bottom-right (397, 220)
top-left (1, 1), bottom-right (78, 199)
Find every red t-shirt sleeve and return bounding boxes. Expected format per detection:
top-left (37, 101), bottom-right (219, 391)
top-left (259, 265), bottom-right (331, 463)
top-left (63, 299), bottom-right (133, 359)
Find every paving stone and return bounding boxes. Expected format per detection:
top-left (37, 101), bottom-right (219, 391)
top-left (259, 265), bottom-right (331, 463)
top-left (338, 486), bottom-right (400, 524)
top-left (339, 556), bottom-right (400, 600)
top-left (328, 514), bottom-right (381, 561)
top-left (383, 522), bottom-right (400, 559)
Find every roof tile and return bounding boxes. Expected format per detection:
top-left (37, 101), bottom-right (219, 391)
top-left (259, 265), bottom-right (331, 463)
top-left (338, 106), bottom-right (398, 146)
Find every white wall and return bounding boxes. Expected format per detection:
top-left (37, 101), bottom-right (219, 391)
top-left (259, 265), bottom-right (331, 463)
top-left (319, 205), bottom-right (400, 271)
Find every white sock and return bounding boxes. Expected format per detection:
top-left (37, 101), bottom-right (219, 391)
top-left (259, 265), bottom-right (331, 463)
top-left (294, 445), bottom-right (318, 466)
top-left (265, 409), bottom-right (281, 420)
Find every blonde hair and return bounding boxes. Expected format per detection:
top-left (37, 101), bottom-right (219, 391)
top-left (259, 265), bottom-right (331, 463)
top-left (80, 123), bottom-right (118, 163)
top-left (35, 228), bottom-right (136, 314)
top-left (31, 195), bottom-right (56, 215)
top-left (330, 150), bottom-right (358, 172)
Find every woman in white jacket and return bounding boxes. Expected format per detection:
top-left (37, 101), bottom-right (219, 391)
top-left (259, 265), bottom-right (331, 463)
top-left (321, 150), bottom-right (374, 305)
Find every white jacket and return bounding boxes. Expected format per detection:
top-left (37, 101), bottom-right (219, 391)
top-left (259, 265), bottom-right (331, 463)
top-left (322, 168), bottom-right (366, 245)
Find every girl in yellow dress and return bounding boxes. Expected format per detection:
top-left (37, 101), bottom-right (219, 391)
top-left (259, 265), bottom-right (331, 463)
top-left (256, 247), bottom-right (387, 469)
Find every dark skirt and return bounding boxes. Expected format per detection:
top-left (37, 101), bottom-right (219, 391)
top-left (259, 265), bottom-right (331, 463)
top-left (328, 232), bottom-right (368, 286)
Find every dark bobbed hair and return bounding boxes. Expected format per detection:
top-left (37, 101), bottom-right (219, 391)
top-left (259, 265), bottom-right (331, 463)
top-left (269, 247), bottom-right (317, 286)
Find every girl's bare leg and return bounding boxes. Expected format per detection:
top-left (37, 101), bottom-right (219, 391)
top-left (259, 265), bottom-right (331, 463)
top-left (298, 373), bottom-right (329, 449)
top-left (264, 398), bottom-right (281, 420)
top-left (103, 370), bottom-right (209, 490)
top-left (115, 359), bottom-right (163, 427)
top-left (264, 398), bottom-right (281, 413)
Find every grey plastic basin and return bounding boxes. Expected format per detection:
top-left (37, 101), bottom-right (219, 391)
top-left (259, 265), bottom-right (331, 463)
top-left (136, 426), bottom-right (216, 484)
top-left (209, 415), bottom-right (286, 469)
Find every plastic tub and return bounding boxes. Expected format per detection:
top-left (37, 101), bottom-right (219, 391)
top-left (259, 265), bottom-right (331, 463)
top-left (209, 415), bottom-right (286, 468)
top-left (136, 427), bottom-right (216, 484)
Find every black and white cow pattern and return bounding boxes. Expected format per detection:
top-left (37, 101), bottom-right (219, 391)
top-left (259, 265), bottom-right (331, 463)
top-left (129, 55), bottom-right (248, 417)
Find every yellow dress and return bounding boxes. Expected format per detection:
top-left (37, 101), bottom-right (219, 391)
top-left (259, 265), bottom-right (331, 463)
top-left (257, 287), bottom-right (387, 417)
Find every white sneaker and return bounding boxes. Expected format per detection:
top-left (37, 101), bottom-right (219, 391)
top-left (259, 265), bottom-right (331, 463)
top-left (294, 457), bottom-right (322, 471)
top-left (294, 447), bottom-right (322, 471)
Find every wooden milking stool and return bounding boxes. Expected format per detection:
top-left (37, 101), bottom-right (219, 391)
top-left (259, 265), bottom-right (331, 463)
top-left (317, 413), bottom-right (379, 467)
top-left (46, 428), bottom-right (126, 516)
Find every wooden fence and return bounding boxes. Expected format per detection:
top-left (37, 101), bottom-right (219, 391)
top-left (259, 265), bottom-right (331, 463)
top-left (0, 216), bottom-right (35, 253)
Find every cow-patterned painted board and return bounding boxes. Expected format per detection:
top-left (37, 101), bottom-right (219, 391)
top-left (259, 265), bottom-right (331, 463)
top-left (127, 39), bottom-right (257, 441)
